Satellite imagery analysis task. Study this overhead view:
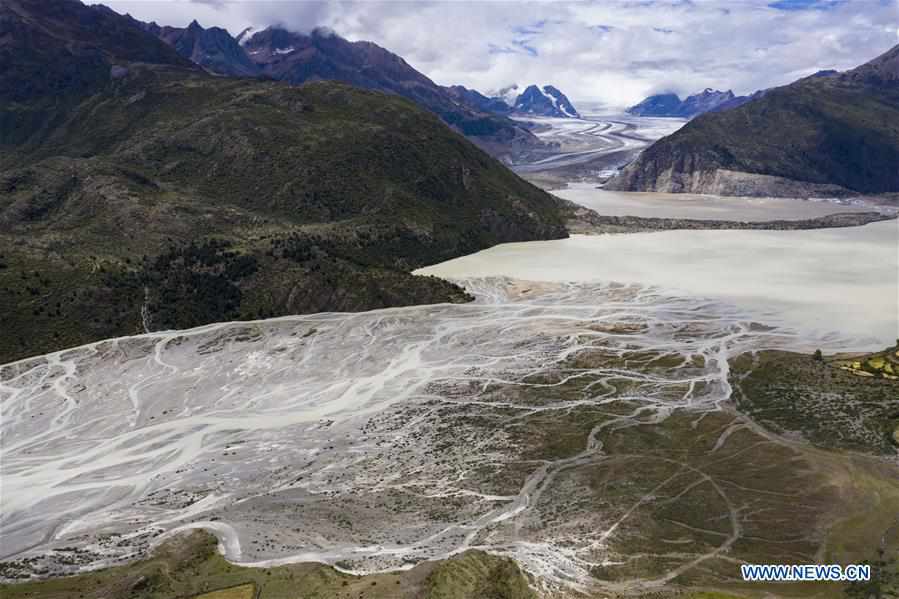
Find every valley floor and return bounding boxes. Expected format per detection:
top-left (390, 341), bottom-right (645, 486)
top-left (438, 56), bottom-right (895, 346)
top-left (2, 278), bottom-right (897, 598)
top-left (2, 116), bottom-right (898, 599)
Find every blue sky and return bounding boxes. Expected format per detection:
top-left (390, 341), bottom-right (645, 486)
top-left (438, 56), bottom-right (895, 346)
top-left (100, 0), bottom-right (899, 109)
top-left (767, 0), bottom-right (844, 10)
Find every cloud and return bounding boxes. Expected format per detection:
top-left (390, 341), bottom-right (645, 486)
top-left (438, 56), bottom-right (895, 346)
top-left (767, 0), bottom-right (845, 11)
top-left (97, 0), bottom-right (899, 110)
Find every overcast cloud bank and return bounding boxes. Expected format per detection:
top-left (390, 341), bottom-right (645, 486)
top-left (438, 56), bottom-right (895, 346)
top-left (100, 0), bottom-right (899, 109)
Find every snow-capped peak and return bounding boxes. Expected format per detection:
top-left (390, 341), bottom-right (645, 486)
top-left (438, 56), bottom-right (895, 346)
top-left (513, 84), bottom-right (579, 118)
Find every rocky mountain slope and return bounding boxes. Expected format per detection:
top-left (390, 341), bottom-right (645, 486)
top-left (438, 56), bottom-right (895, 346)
top-left (444, 84), bottom-right (513, 115)
top-left (513, 84), bottom-right (580, 118)
top-left (0, 0), bottom-right (569, 363)
top-left (0, 0), bottom-right (195, 142)
top-left (626, 88), bottom-right (744, 117)
top-left (138, 19), bottom-right (261, 77)
top-left (609, 44), bottom-right (899, 196)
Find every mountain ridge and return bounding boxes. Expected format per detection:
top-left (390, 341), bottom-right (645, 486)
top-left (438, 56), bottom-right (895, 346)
top-left (626, 88), bottom-right (745, 118)
top-left (137, 18), bottom-right (262, 77)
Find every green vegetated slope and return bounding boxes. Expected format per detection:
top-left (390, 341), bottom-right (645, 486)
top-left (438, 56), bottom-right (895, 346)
top-left (0, 1), bottom-right (568, 364)
top-left (0, 530), bottom-right (536, 599)
top-left (608, 44), bottom-right (899, 195)
top-left (731, 346), bottom-right (899, 455)
top-left (726, 346), bottom-right (899, 599)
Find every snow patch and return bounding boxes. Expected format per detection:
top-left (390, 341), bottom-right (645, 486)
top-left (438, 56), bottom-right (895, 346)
top-left (497, 84), bottom-right (520, 106)
top-left (538, 86), bottom-right (577, 118)
top-left (236, 26), bottom-right (257, 46)
top-left (538, 85), bottom-right (560, 110)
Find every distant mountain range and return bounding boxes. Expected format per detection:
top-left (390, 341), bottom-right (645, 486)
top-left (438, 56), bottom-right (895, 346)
top-left (0, 0), bottom-right (570, 362)
top-left (626, 88), bottom-right (749, 118)
top-left (132, 20), bottom-right (540, 158)
top-left (608, 47), bottom-right (899, 196)
top-left (627, 70), bottom-right (841, 120)
top-left (132, 17), bottom-right (583, 126)
top-left (445, 83), bottom-right (580, 119)
top-left (127, 18), bottom-right (585, 130)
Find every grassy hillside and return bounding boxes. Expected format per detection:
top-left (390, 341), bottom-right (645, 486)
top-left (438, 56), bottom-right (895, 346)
top-left (0, 530), bottom-right (536, 599)
top-left (0, 64), bottom-right (567, 363)
top-left (608, 44), bottom-right (899, 196)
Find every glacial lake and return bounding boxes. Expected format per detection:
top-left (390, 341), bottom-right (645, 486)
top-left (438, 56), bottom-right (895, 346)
top-left (556, 183), bottom-right (885, 221)
top-left (418, 198), bottom-right (898, 350)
